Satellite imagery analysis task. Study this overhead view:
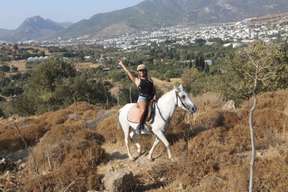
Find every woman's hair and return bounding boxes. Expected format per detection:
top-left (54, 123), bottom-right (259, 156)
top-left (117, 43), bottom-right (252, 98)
top-left (138, 69), bottom-right (147, 77)
top-left (138, 70), bottom-right (153, 81)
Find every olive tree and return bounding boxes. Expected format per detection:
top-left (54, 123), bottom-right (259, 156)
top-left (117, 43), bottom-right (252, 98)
top-left (240, 42), bottom-right (286, 192)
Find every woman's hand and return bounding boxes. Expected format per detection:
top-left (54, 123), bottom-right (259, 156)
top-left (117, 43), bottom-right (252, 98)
top-left (117, 59), bottom-right (135, 83)
top-left (118, 59), bottom-right (124, 68)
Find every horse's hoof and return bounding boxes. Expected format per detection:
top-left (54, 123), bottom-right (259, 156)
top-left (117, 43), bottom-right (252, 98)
top-left (129, 157), bottom-right (135, 161)
top-left (147, 155), bottom-right (154, 161)
top-left (170, 158), bottom-right (176, 162)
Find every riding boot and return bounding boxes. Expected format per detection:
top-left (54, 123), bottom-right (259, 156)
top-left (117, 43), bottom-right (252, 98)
top-left (136, 109), bottom-right (150, 134)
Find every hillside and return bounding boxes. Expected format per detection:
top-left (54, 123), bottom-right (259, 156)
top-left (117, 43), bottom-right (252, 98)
top-left (0, 90), bottom-right (287, 191)
top-left (0, 16), bottom-right (64, 42)
top-left (0, 29), bottom-right (12, 41)
top-left (59, 0), bottom-right (288, 39)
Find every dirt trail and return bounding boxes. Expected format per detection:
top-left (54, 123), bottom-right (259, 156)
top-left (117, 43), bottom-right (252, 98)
top-left (98, 138), bottom-right (175, 176)
top-left (98, 135), bottom-right (187, 191)
top-left (98, 142), bottom-right (155, 175)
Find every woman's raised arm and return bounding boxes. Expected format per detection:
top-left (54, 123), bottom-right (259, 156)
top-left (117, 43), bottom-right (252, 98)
top-left (118, 59), bottom-right (139, 86)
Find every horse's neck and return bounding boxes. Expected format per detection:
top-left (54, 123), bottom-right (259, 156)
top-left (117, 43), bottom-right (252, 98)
top-left (156, 89), bottom-right (177, 120)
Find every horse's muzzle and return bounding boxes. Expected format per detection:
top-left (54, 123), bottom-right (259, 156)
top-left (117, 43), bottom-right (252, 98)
top-left (191, 106), bottom-right (197, 113)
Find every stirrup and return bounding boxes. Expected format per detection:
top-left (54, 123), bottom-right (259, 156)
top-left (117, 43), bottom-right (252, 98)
top-left (135, 124), bottom-right (143, 135)
top-left (135, 124), bottom-right (150, 135)
top-left (140, 127), bottom-right (150, 135)
top-left (140, 124), bottom-right (151, 135)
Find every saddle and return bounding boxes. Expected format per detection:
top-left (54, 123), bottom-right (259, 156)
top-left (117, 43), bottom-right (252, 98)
top-left (127, 101), bottom-right (156, 125)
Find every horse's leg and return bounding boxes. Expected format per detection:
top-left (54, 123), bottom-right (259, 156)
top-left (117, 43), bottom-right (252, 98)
top-left (129, 131), bottom-right (141, 156)
top-left (135, 142), bottom-right (141, 155)
top-left (153, 130), bottom-right (173, 160)
top-left (123, 126), bottom-right (134, 161)
top-left (147, 137), bottom-right (160, 160)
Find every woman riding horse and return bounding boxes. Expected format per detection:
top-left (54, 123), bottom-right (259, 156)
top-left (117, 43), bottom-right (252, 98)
top-left (118, 59), bottom-right (156, 134)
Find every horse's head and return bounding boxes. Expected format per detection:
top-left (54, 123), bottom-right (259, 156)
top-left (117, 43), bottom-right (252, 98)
top-left (175, 85), bottom-right (197, 114)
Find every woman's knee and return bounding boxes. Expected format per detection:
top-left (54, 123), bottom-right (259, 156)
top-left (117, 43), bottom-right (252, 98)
top-left (138, 103), bottom-right (146, 112)
top-left (139, 107), bottom-right (145, 113)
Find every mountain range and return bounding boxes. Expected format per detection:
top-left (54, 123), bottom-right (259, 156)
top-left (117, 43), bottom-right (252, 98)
top-left (61, 0), bottom-right (288, 39)
top-left (0, 16), bottom-right (70, 42)
top-left (1, 0), bottom-right (288, 42)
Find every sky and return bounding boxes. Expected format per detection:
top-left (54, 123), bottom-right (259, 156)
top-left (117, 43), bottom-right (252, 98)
top-left (0, 0), bottom-right (144, 29)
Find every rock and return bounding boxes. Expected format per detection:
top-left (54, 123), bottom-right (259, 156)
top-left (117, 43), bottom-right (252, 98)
top-left (95, 111), bottom-right (111, 123)
top-left (67, 113), bottom-right (81, 121)
top-left (85, 119), bottom-right (97, 129)
top-left (85, 111), bottom-right (112, 129)
top-left (102, 170), bottom-right (136, 192)
top-left (222, 100), bottom-right (236, 111)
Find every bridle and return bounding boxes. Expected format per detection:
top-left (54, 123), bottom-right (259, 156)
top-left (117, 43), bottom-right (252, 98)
top-left (155, 90), bottom-right (192, 122)
top-left (175, 90), bottom-right (191, 111)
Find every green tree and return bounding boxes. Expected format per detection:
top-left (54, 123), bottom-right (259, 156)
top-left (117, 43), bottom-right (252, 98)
top-left (29, 57), bottom-right (76, 92)
top-left (181, 68), bottom-right (207, 95)
top-left (220, 41), bottom-right (288, 104)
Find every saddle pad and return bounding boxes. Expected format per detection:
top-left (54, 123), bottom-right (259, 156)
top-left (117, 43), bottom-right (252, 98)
top-left (127, 104), bottom-right (142, 123)
top-left (127, 102), bottom-right (155, 124)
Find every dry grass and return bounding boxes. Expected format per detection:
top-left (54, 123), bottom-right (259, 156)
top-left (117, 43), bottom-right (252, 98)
top-left (0, 102), bottom-right (98, 154)
top-left (0, 117), bottom-right (49, 154)
top-left (152, 77), bottom-right (174, 93)
top-left (0, 102), bottom-right (105, 191)
top-left (1, 90), bottom-right (288, 192)
top-left (96, 109), bottom-right (122, 144)
top-left (138, 90), bottom-right (288, 192)
top-left (22, 121), bottom-right (105, 192)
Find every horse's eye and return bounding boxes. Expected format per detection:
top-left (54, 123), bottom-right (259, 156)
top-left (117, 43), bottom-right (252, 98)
top-left (181, 95), bottom-right (186, 99)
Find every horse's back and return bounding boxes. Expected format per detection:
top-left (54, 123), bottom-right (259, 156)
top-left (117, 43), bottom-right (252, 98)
top-left (119, 103), bottom-right (136, 119)
top-left (119, 103), bottom-right (135, 112)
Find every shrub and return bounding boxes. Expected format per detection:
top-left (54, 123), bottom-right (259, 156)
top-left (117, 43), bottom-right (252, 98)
top-left (12, 57), bottom-right (114, 115)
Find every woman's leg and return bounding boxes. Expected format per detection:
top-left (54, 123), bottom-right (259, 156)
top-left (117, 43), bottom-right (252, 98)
top-left (137, 100), bottom-right (147, 133)
top-left (138, 100), bottom-right (147, 124)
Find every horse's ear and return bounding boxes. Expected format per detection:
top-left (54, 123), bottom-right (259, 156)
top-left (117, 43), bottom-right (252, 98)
top-left (178, 84), bottom-right (184, 91)
top-left (174, 85), bottom-right (180, 92)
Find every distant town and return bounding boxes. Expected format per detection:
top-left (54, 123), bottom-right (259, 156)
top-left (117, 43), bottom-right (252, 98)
top-left (0, 13), bottom-right (287, 51)
top-left (34, 13), bottom-right (288, 50)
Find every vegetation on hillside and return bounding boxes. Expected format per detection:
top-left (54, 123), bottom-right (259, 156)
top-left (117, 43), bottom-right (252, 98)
top-left (0, 40), bottom-right (287, 116)
top-left (182, 41), bottom-right (288, 104)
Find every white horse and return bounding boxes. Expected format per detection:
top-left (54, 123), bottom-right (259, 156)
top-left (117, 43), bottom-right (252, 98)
top-left (118, 84), bottom-right (197, 161)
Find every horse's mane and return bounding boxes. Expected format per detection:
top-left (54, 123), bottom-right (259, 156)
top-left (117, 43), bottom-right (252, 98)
top-left (157, 88), bottom-right (175, 102)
